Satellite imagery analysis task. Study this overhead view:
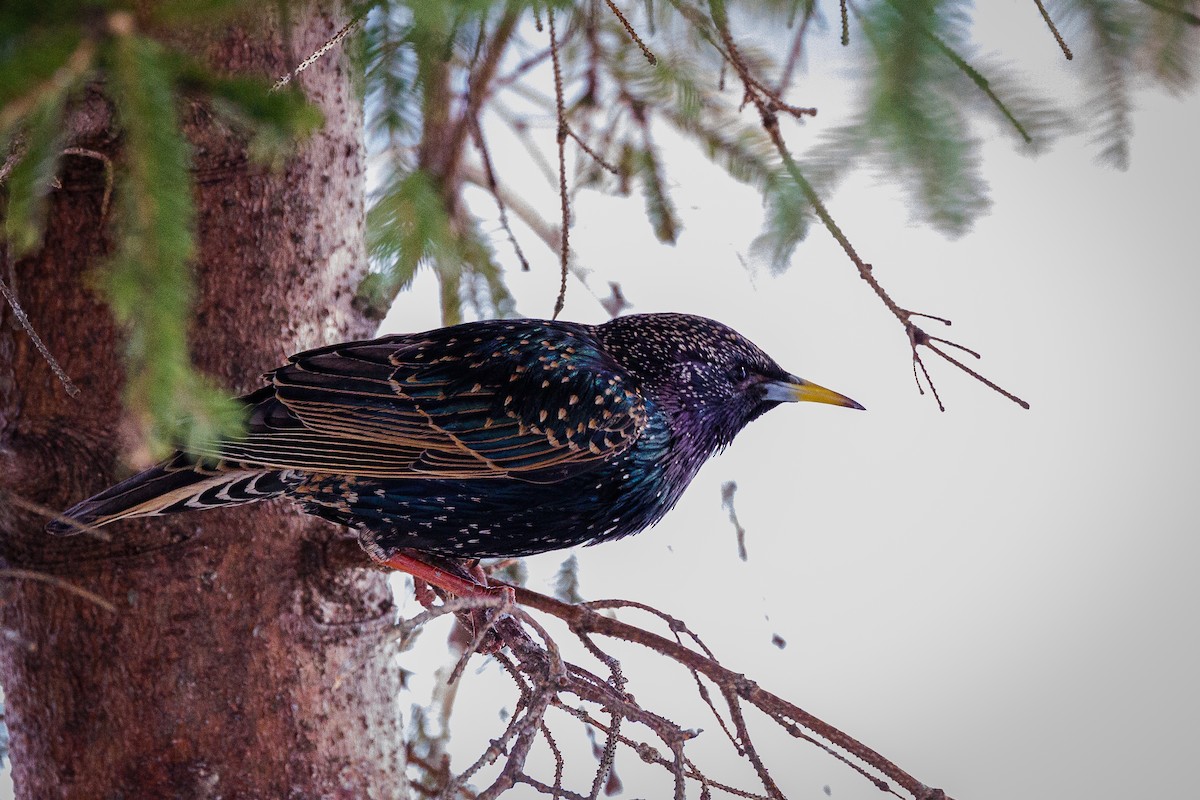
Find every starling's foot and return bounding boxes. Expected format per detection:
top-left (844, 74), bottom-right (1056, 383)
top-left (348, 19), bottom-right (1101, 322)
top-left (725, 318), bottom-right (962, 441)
top-left (463, 559), bottom-right (519, 605)
top-left (377, 550), bottom-right (512, 601)
top-left (376, 550), bottom-right (515, 654)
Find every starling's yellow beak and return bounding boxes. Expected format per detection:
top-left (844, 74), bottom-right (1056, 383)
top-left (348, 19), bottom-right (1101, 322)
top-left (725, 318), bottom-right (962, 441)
top-left (763, 375), bottom-right (865, 410)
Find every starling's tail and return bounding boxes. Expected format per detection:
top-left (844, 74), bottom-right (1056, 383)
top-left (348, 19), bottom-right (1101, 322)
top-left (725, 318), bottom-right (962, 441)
top-left (46, 456), bottom-right (299, 535)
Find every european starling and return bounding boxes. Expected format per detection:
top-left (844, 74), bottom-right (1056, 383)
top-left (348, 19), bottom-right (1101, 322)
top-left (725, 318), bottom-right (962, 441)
top-left (48, 313), bottom-right (862, 574)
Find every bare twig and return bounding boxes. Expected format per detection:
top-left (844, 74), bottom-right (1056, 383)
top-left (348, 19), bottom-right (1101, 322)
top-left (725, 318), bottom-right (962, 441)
top-left (910, 340), bottom-right (945, 411)
top-left (0, 568), bottom-right (117, 612)
top-left (470, 117), bottom-right (531, 271)
top-left (703, 1), bottom-right (1028, 410)
top-left (2, 141), bottom-right (85, 397)
top-left (762, 703), bottom-right (903, 797)
top-left (584, 597), bottom-right (741, 758)
top-left (1031, 0), bottom-right (1074, 60)
top-left (447, 605), bottom-right (506, 686)
top-left (775, 6), bottom-right (816, 95)
top-left (925, 337), bottom-right (1030, 409)
top-left (270, 12), bottom-right (365, 92)
top-left (442, 8), bottom-right (522, 204)
top-left (588, 703), bottom-right (621, 800)
top-left (705, 0), bottom-right (817, 120)
top-left (926, 333), bottom-right (981, 360)
top-left (910, 310), bottom-right (954, 327)
top-left (540, 722), bottom-right (567, 798)
top-left (61, 146), bottom-right (115, 217)
top-left (476, 613), bottom-right (567, 799)
top-left (548, 7), bottom-right (571, 319)
top-left (496, 47), bottom-right (553, 90)
top-left (506, 582), bottom-right (954, 800)
top-left (719, 683), bottom-right (785, 799)
top-left (398, 571), bottom-right (949, 799)
top-left (0, 250), bottom-right (80, 398)
top-left (555, 700), bottom-right (764, 800)
top-left (565, 125), bottom-right (619, 175)
top-left (604, 0), bottom-right (657, 65)
top-left (443, 653), bottom-right (531, 790)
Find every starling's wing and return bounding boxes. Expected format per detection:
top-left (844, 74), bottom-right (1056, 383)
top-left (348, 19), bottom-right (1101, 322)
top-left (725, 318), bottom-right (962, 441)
top-left (202, 322), bottom-right (647, 482)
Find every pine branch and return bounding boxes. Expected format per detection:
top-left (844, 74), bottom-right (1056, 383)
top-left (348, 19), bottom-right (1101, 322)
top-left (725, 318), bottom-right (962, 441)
top-left (105, 23), bottom-right (243, 460)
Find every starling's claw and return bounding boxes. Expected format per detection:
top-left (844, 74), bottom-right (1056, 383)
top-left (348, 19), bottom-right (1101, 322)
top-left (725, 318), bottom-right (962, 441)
top-left (383, 551), bottom-right (515, 654)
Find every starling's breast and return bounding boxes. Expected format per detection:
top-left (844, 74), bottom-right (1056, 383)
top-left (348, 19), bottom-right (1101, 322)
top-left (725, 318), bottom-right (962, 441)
top-left (293, 408), bottom-right (692, 558)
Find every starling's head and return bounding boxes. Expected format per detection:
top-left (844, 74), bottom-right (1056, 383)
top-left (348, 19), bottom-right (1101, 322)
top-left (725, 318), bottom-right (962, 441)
top-left (598, 313), bottom-right (863, 450)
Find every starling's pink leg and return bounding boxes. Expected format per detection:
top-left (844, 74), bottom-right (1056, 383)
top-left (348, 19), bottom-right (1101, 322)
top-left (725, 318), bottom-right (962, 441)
top-left (377, 551), bottom-right (515, 605)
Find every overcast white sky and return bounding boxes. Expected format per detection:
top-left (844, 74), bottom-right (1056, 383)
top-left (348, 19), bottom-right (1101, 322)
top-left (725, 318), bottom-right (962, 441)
top-left (381, 7), bottom-right (1200, 800)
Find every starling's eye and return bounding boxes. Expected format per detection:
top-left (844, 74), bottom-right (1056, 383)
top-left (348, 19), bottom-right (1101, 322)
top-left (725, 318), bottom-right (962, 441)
top-left (729, 364), bottom-right (750, 383)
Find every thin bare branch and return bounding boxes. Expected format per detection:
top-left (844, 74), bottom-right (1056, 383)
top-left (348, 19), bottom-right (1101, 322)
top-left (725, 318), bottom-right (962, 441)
top-left (270, 11), bottom-right (365, 92)
top-left (548, 7), bottom-right (571, 319)
top-left (1031, 0), bottom-right (1074, 60)
top-left (775, 6), bottom-right (816, 95)
top-left (0, 568), bottom-right (117, 613)
top-left (516, 773), bottom-right (589, 800)
top-left (507, 582), bottom-right (954, 800)
top-left (540, 722), bottom-right (567, 798)
top-left (911, 345), bottom-right (945, 411)
top-left (604, 0), bottom-right (658, 65)
top-left (0, 258), bottom-right (79, 397)
top-left (559, 698), bottom-right (779, 800)
top-left (719, 684), bottom-right (785, 799)
top-left (699, 0), bottom-right (1028, 410)
top-left (393, 562), bottom-right (953, 799)
top-left (443, 8), bottom-right (522, 202)
top-left (926, 334), bottom-right (981, 360)
top-left (461, 163), bottom-right (613, 314)
top-left (925, 338), bottom-right (1030, 409)
top-left (61, 147), bottom-right (115, 218)
top-left (769, 112), bottom-right (1026, 408)
top-left (565, 125), bottom-right (619, 174)
top-left (706, 0), bottom-right (817, 119)
top-left (762, 704), bottom-right (903, 797)
top-left (470, 117), bottom-right (531, 271)
top-left (910, 310), bottom-right (953, 326)
top-left (496, 47), bottom-right (553, 90)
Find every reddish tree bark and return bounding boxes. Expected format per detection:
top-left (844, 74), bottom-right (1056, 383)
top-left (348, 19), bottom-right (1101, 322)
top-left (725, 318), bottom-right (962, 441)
top-left (0, 6), bottom-right (410, 797)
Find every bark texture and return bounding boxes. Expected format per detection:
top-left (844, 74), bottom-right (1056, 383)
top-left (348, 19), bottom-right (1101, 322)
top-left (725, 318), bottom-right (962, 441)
top-left (0, 6), bottom-right (410, 798)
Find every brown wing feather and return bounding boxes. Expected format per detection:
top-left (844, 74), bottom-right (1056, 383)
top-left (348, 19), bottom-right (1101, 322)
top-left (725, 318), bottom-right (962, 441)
top-left (193, 323), bottom-right (647, 481)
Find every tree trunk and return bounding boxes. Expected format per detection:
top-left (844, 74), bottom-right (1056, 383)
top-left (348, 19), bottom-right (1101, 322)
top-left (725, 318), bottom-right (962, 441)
top-left (0, 6), bottom-right (410, 798)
